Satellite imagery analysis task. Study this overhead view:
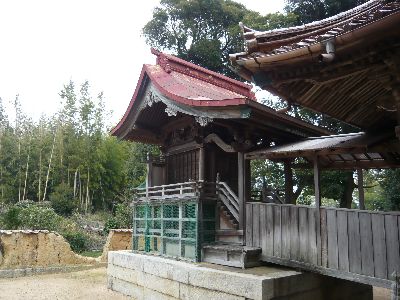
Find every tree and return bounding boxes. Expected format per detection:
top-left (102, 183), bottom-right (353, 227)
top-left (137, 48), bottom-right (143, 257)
top-left (285, 0), bottom-right (369, 24)
top-left (143, 0), bottom-right (297, 76)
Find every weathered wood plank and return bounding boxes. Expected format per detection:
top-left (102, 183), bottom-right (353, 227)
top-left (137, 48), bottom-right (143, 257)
top-left (384, 214), bottom-right (400, 277)
top-left (253, 203), bottom-right (260, 248)
top-left (359, 212), bottom-right (374, 277)
top-left (299, 207), bottom-right (309, 263)
top-left (308, 207), bottom-right (318, 265)
top-left (281, 205), bottom-right (291, 259)
top-left (348, 211), bottom-right (362, 274)
top-left (290, 205), bottom-right (299, 261)
top-left (337, 210), bottom-right (349, 272)
top-left (246, 203), bottom-right (253, 246)
top-left (372, 213), bottom-right (388, 279)
top-left (320, 208), bottom-right (328, 268)
top-left (260, 204), bottom-right (268, 258)
top-left (265, 205), bottom-right (274, 257)
top-left (273, 205), bottom-right (282, 257)
top-left (326, 209), bottom-right (338, 270)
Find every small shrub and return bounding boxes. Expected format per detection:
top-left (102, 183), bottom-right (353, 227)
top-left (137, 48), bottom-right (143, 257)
top-left (19, 205), bottom-right (62, 230)
top-left (50, 183), bottom-right (77, 216)
top-left (63, 231), bottom-right (88, 253)
top-left (104, 203), bottom-right (133, 234)
top-left (1, 206), bottom-right (23, 229)
top-left (0, 204), bottom-right (62, 231)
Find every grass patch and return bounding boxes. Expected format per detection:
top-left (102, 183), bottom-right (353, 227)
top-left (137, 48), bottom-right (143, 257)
top-left (81, 250), bottom-right (102, 258)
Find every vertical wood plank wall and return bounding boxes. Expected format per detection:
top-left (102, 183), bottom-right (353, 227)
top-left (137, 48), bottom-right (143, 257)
top-left (246, 203), bottom-right (400, 287)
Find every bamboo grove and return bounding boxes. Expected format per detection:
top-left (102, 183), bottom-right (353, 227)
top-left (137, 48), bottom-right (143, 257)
top-left (0, 81), bottom-right (151, 212)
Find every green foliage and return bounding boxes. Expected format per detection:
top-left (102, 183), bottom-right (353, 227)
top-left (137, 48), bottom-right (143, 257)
top-left (380, 169), bottom-right (400, 211)
top-left (1, 203), bottom-right (62, 230)
top-left (0, 206), bottom-right (23, 229)
top-left (50, 183), bottom-right (77, 216)
top-left (143, 0), bottom-right (280, 76)
top-left (285, 0), bottom-right (369, 24)
top-left (104, 203), bottom-right (133, 234)
top-left (63, 231), bottom-right (88, 253)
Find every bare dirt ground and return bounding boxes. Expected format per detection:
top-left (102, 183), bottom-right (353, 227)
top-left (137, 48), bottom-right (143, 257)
top-left (0, 267), bottom-right (392, 300)
top-left (0, 267), bottom-right (129, 300)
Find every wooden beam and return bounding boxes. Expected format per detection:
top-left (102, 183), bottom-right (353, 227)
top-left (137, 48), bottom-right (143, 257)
top-left (284, 159), bottom-right (294, 204)
top-left (357, 168), bottom-right (365, 210)
top-left (293, 160), bottom-right (400, 170)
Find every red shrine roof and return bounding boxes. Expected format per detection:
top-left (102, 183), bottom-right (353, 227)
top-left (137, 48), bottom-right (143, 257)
top-left (111, 49), bottom-right (258, 139)
top-left (147, 49), bottom-right (256, 104)
top-left (111, 49), bottom-right (330, 143)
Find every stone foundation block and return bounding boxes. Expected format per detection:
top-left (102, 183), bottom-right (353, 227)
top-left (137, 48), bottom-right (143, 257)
top-left (107, 251), bottom-right (373, 300)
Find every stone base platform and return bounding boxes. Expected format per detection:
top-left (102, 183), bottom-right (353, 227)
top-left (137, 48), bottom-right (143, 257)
top-left (107, 251), bottom-right (372, 300)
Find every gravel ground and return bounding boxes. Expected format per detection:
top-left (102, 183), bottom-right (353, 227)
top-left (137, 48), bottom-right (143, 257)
top-left (0, 267), bottom-right (128, 300)
top-left (0, 267), bottom-right (392, 300)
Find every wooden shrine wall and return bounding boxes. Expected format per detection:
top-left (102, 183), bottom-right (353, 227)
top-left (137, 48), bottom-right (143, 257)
top-left (167, 149), bottom-right (199, 184)
top-left (246, 202), bottom-right (400, 288)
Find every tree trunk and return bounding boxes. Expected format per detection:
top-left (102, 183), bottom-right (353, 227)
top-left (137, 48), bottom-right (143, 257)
top-left (43, 131), bottom-right (56, 202)
top-left (340, 172), bottom-right (355, 208)
top-left (23, 133), bottom-right (32, 201)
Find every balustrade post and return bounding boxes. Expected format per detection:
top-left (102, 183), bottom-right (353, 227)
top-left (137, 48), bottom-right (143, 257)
top-left (238, 152), bottom-right (246, 232)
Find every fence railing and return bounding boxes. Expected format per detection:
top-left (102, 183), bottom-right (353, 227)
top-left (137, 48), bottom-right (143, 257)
top-left (246, 202), bottom-right (400, 288)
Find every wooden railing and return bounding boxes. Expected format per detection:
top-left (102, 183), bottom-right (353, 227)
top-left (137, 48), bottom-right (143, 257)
top-left (134, 180), bottom-right (240, 224)
top-left (217, 181), bottom-right (239, 222)
top-left (246, 202), bottom-right (400, 288)
top-left (134, 181), bottom-right (199, 201)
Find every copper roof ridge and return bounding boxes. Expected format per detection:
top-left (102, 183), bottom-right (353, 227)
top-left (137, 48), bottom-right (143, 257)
top-left (150, 48), bottom-right (256, 100)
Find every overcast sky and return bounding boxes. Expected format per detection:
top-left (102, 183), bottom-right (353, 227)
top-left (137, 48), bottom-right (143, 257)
top-left (0, 0), bottom-right (285, 125)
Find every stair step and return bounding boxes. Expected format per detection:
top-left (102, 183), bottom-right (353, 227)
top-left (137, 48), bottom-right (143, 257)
top-left (202, 242), bottom-right (261, 268)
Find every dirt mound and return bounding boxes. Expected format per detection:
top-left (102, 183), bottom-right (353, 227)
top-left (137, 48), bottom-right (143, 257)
top-left (0, 230), bottom-right (97, 269)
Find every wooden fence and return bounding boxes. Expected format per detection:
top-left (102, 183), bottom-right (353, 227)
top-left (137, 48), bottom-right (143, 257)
top-left (246, 202), bottom-right (400, 288)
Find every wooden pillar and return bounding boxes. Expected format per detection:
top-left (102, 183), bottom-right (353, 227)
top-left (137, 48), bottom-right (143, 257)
top-left (199, 145), bottom-right (205, 181)
top-left (357, 168), bottom-right (365, 210)
top-left (284, 159), bottom-right (293, 204)
top-left (313, 156), bottom-right (321, 207)
top-left (238, 152), bottom-right (246, 231)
